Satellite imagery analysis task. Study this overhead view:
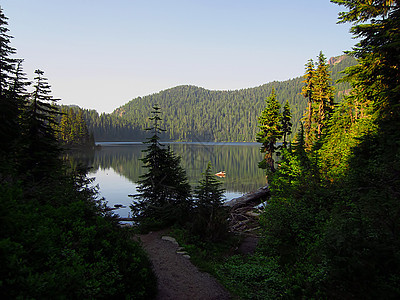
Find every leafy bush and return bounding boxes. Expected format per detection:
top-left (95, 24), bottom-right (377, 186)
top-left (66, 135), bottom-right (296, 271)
top-left (216, 255), bottom-right (286, 299)
top-left (0, 178), bottom-right (157, 299)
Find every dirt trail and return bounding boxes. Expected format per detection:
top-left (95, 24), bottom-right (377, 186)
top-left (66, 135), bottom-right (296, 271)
top-left (138, 230), bottom-right (231, 300)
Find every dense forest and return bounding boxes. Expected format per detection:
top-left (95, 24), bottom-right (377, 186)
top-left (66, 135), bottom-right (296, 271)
top-left (79, 54), bottom-right (356, 142)
top-left (0, 7), bottom-right (156, 298)
top-left (214, 1), bottom-right (400, 298)
top-left (55, 106), bottom-right (95, 148)
top-left (120, 1), bottom-right (400, 298)
top-left (2, 0), bottom-right (400, 299)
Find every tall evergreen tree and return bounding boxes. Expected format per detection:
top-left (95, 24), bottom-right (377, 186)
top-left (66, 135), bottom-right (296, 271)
top-left (313, 51), bottom-right (335, 139)
top-left (0, 7), bottom-right (15, 95)
top-left (256, 88), bottom-right (283, 174)
top-left (301, 52), bottom-right (335, 149)
top-left (332, 0), bottom-right (400, 123)
top-left (7, 60), bottom-right (30, 155)
top-left (281, 101), bottom-right (292, 148)
top-left (9, 59), bottom-right (30, 98)
top-left (20, 70), bottom-right (61, 181)
top-left (301, 59), bottom-right (315, 149)
top-left (0, 7), bottom-right (18, 153)
top-left (130, 105), bottom-right (192, 230)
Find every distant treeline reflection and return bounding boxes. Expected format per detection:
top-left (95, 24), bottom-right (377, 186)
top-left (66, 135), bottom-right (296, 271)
top-left (68, 143), bottom-right (267, 193)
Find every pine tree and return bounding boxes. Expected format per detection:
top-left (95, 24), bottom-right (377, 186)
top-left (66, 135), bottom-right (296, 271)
top-left (256, 88), bottom-right (283, 174)
top-left (0, 7), bottom-right (15, 95)
top-left (192, 162), bottom-right (228, 241)
top-left (313, 51), bottom-right (335, 139)
top-left (301, 52), bottom-right (335, 149)
top-left (332, 0), bottom-right (400, 123)
top-left (0, 7), bottom-right (18, 153)
top-left (194, 162), bottom-right (225, 209)
top-left (9, 59), bottom-right (30, 98)
top-left (130, 105), bottom-right (192, 230)
top-left (281, 101), bottom-right (292, 148)
top-left (301, 59), bottom-right (315, 149)
top-left (20, 69), bottom-right (61, 181)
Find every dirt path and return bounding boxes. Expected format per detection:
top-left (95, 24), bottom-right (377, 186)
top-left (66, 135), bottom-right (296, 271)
top-left (138, 230), bottom-right (231, 300)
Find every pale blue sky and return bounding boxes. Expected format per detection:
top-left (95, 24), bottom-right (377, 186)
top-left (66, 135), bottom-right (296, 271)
top-left (2, 0), bottom-right (354, 113)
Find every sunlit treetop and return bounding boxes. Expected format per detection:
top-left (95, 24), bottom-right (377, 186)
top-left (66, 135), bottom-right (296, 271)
top-left (332, 0), bottom-right (396, 23)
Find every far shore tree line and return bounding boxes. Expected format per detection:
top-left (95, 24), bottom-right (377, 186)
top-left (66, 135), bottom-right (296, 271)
top-left (130, 105), bottom-right (229, 241)
top-left (131, 1), bottom-right (400, 296)
top-left (2, 0), bottom-right (399, 298)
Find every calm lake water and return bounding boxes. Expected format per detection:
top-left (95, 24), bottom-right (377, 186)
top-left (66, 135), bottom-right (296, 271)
top-left (76, 142), bottom-right (266, 219)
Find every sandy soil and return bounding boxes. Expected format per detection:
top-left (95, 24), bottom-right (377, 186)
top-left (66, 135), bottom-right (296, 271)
top-left (138, 230), bottom-right (232, 300)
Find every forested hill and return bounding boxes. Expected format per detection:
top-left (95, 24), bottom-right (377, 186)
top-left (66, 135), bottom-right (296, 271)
top-left (87, 55), bottom-right (356, 142)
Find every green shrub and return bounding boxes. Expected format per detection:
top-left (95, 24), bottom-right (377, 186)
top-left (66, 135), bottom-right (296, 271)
top-left (0, 179), bottom-right (157, 299)
top-left (216, 255), bottom-right (286, 299)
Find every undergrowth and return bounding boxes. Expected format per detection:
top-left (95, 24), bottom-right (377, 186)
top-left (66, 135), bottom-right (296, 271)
top-left (169, 226), bottom-right (286, 299)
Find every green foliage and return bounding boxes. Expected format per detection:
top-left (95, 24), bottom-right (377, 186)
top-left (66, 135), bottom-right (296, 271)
top-left (74, 56), bottom-right (356, 143)
top-left (0, 7), bottom-right (156, 298)
top-left (281, 101), bottom-right (292, 148)
top-left (18, 69), bottom-right (61, 182)
top-left (301, 52), bottom-right (335, 149)
top-left (253, 2), bottom-right (400, 298)
top-left (318, 95), bottom-right (377, 181)
top-left (130, 106), bottom-right (193, 230)
top-left (191, 162), bottom-right (229, 241)
top-left (216, 255), bottom-right (286, 300)
top-left (169, 226), bottom-right (236, 272)
top-left (56, 107), bottom-right (94, 148)
top-left (194, 162), bottom-right (225, 205)
top-left (317, 127), bottom-right (400, 299)
top-left (0, 8), bottom-right (22, 154)
top-left (256, 88), bottom-right (283, 173)
top-left (0, 174), bottom-right (157, 299)
top-left (313, 52), bottom-right (335, 137)
top-left (301, 59), bottom-right (315, 149)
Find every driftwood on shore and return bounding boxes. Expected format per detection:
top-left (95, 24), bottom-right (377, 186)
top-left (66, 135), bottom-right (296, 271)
top-left (117, 217), bottom-right (134, 222)
top-left (103, 207), bottom-right (118, 212)
top-left (111, 187), bottom-right (270, 232)
top-left (225, 186), bottom-right (270, 236)
top-left (224, 186), bottom-right (270, 209)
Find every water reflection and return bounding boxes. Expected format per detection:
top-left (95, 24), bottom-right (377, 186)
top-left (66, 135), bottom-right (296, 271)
top-left (90, 168), bottom-right (136, 219)
top-left (91, 142), bottom-right (266, 191)
top-left (69, 142), bottom-right (267, 218)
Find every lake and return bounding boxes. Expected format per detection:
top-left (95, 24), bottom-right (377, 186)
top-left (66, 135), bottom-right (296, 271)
top-left (76, 142), bottom-right (266, 219)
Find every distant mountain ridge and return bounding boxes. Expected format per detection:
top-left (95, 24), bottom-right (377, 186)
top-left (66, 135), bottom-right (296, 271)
top-left (83, 55), bottom-right (357, 142)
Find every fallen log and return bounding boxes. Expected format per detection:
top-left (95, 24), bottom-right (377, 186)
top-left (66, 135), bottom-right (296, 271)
top-left (224, 186), bottom-right (270, 209)
top-left (117, 217), bottom-right (134, 222)
top-left (103, 207), bottom-right (118, 211)
top-left (226, 186), bottom-right (270, 236)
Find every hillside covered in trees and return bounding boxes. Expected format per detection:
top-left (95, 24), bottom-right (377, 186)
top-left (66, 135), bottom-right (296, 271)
top-left (81, 55), bottom-right (356, 142)
top-left (2, 0), bottom-right (400, 298)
